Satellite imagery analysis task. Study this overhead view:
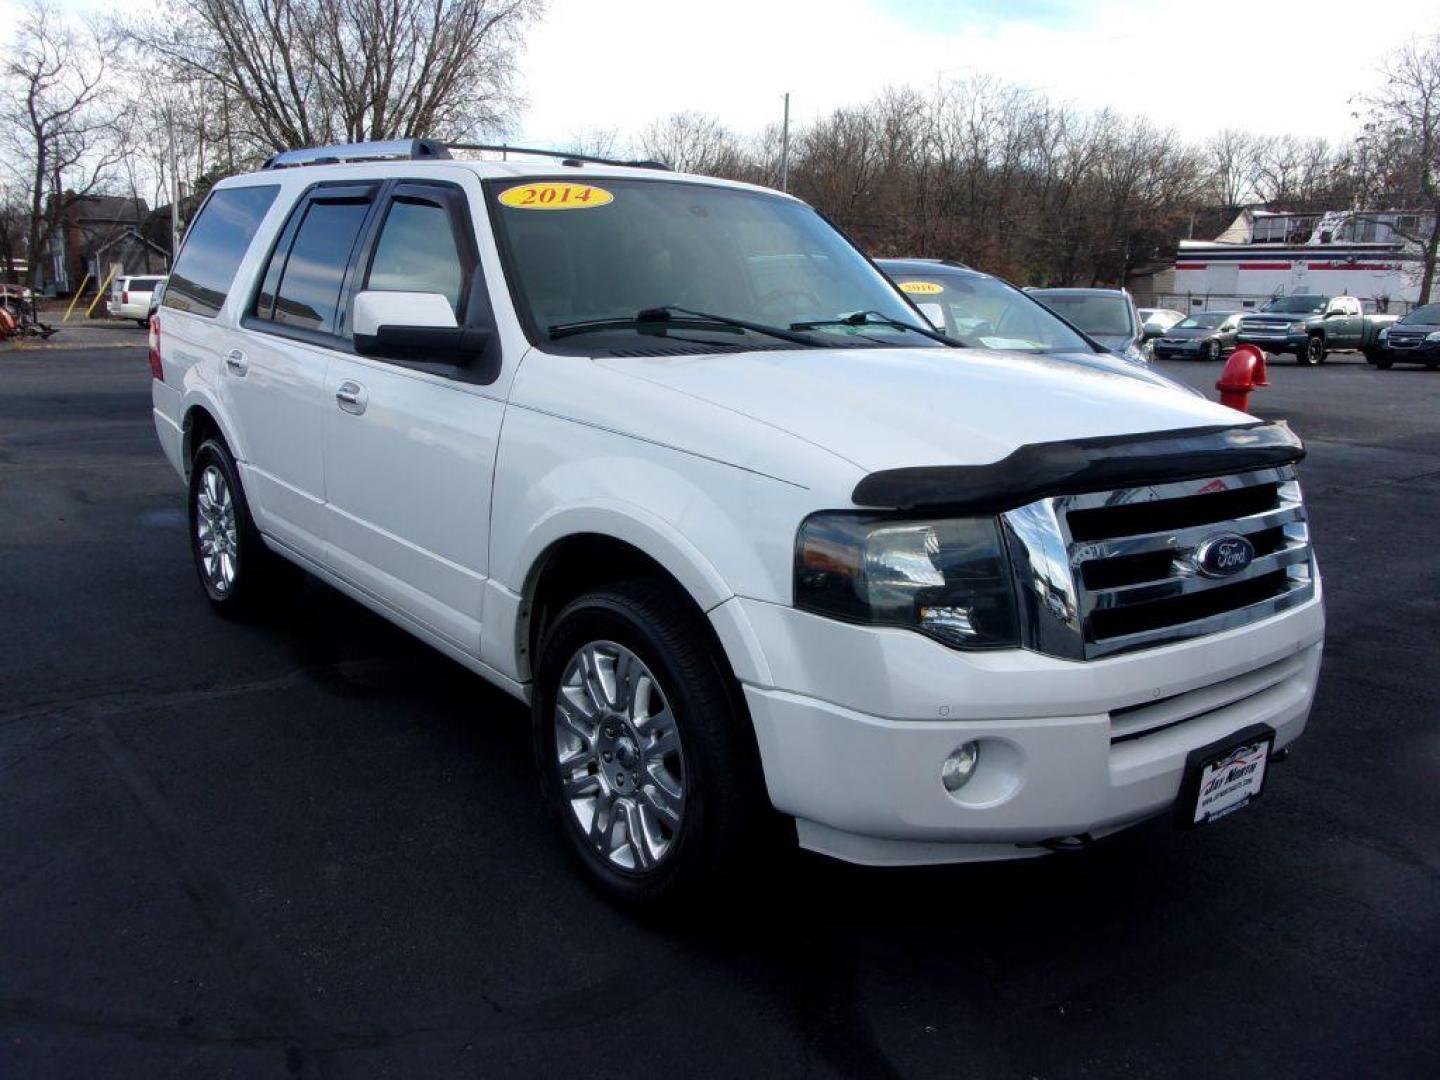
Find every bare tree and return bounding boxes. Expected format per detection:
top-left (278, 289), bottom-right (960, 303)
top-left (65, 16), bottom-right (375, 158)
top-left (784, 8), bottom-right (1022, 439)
top-left (1205, 129), bottom-right (1259, 209)
top-left (635, 112), bottom-right (745, 176)
top-left (1365, 34), bottom-right (1440, 304)
top-left (0, 185), bottom-right (29, 284)
top-left (122, 0), bottom-right (542, 154)
top-left (2, 1), bottom-right (125, 291)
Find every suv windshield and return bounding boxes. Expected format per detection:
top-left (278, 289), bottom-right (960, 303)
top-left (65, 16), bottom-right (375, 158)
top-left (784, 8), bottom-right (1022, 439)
top-left (1031, 292), bottom-right (1134, 337)
top-left (1264, 296), bottom-right (1327, 314)
top-left (1400, 303), bottom-right (1440, 324)
top-left (486, 177), bottom-right (927, 350)
top-left (886, 271), bottom-right (1092, 352)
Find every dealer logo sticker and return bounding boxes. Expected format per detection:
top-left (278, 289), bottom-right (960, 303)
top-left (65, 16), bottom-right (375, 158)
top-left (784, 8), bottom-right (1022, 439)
top-left (1193, 533), bottom-right (1255, 578)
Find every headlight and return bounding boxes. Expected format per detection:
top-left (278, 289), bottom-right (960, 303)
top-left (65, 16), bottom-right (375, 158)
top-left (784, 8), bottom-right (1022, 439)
top-left (1379, 327), bottom-right (1390, 341)
top-left (794, 513), bottom-right (1019, 649)
top-left (1426, 331), bottom-right (1440, 342)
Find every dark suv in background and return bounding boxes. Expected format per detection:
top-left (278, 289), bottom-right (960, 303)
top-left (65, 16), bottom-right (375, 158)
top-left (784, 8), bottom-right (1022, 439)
top-left (1028, 287), bottom-right (1147, 365)
top-left (1373, 303), bottom-right (1440, 369)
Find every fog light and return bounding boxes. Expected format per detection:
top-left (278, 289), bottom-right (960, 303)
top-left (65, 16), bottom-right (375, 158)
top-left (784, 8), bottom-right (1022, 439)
top-left (941, 741), bottom-right (980, 792)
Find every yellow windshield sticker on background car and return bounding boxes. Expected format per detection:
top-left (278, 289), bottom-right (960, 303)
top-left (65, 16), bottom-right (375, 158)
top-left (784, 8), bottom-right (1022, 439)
top-left (498, 182), bottom-right (614, 210)
top-left (899, 280), bottom-right (944, 295)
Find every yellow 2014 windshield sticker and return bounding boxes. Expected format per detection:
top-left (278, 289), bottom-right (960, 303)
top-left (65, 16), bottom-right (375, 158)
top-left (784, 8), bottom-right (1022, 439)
top-left (498, 182), bottom-right (614, 210)
top-left (899, 280), bottom-right (944, 295)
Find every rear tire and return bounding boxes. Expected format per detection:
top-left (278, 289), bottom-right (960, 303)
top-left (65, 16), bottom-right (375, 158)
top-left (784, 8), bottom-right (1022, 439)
top-left (187, 438), bottom-right (299, 616)
top-left (532, 581), bottom-right (773, 914)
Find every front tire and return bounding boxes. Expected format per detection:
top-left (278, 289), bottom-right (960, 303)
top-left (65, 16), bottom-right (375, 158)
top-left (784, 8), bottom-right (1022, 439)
top-left (532, 582), bottom-right (770, 913)
top-left (1301, 335), bottom-right (1326, 365)
top-left (188, 438), bottom-right (298, 615)
top-left (1203, 338), bottom-right (1221, 362)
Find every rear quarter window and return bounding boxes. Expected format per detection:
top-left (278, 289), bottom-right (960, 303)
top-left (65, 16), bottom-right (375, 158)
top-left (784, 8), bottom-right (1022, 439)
top-left (164, 185), bottom-right (280, 318)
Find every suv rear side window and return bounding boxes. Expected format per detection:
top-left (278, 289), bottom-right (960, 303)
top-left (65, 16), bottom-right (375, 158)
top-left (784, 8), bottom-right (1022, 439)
top-left (164, 185), bottom-right (278, 318)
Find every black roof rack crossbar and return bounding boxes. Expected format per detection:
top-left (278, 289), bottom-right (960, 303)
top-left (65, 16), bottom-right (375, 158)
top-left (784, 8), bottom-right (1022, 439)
top-left (445, 142), bottom-right (671, 171)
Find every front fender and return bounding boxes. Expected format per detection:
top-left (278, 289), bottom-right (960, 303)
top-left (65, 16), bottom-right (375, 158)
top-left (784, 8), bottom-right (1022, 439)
top-left (511, 500), bottom-right (735, 613)
top-left (484, 404), bottom-right (820, 682)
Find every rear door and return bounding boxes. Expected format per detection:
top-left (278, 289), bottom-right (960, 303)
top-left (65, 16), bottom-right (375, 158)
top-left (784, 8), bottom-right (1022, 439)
top-left (320, 179), bottom-right (503, 653)
top-left (159, 182), bottom-right (282, 469)
top-left (230, 182), bottom-right (380, 561)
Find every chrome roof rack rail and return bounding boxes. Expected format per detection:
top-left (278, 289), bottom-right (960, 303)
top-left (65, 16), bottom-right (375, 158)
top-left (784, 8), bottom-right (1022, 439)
top-left (446, 142), bottom-right (671, 171)
top-left (261, 138), bottom-right (452, 170)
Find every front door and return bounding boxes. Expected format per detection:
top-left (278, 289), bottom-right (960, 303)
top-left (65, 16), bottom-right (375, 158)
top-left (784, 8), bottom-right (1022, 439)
top-left (321, 182), bottom-right (502, 654)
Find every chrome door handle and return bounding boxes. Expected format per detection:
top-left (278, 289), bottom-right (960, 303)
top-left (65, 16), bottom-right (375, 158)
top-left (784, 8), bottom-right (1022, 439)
top-left (335, 380), bottom-right (367, 415)
top-left (224, 349), bottom-right (248, 376)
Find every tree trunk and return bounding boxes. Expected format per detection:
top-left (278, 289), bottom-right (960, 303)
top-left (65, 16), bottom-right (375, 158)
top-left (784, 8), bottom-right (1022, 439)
top-left (1420, 212), bottom-right (1440, 306)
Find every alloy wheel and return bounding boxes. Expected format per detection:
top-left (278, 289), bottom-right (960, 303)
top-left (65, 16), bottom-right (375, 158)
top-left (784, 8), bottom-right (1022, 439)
top-left (553, 640), bottom-right (686, 873)
top-left (195, 465), bottom-right (238, 594)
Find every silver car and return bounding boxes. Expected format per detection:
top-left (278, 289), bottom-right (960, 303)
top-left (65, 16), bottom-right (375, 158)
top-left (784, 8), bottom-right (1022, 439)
top-left (1152, 311), bottom-right (1242, 362)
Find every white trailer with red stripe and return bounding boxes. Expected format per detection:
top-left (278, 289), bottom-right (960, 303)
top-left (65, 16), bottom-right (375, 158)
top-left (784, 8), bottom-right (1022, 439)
top-left (1172, 241), bottom-right (1412, 313)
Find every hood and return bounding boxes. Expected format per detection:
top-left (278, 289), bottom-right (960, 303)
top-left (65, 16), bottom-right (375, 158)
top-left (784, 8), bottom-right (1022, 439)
top-left (1045, 349), bottom-right (1196, 394)
top-left (1160, 326), bottom-right (1217, 340)
top-left (595, 345), bottom-right (1243, 473)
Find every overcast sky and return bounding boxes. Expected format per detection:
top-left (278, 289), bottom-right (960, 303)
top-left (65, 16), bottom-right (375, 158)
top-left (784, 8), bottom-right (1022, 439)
top-left (21, 0), bottom-right (1439, 149)
top-left (517, 0), bottom-right (1438, 147)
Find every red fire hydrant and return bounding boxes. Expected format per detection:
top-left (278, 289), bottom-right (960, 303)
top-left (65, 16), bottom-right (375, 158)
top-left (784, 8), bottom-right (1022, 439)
top-left (1216, 344), bottom-right (1269, 414)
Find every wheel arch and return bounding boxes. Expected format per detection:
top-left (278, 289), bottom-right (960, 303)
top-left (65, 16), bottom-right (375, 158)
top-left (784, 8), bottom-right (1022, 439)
top-left (180, 393), bottom-right (243, 479)
top-left (511, 508), bottom-right (736, 686)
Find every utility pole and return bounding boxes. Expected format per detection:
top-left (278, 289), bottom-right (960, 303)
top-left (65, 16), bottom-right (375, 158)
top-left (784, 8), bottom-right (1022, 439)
top-left (780, 92), bottom-right (790, 193)
top-left (167, 110), bottom-right (180, 265)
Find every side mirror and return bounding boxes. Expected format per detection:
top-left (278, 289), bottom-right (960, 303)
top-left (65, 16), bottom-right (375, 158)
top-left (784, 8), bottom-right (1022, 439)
top-left (352, 290), bottom-right (493, 365)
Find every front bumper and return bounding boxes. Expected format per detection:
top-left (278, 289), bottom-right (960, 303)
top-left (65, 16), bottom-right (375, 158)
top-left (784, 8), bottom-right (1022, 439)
top-left (1378, 339), bottom-right (1440, 364)
top-left (1237, 330), bottom-right (1306, 353)
top-left (1153, 339), bottom-right (1208, 359)
top-left (725, 587), bottom-right (1324, 866)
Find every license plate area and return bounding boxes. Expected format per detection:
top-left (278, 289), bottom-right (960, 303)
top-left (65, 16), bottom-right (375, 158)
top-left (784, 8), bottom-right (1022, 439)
top-left (1175, 723), bottom-right (1275, 828)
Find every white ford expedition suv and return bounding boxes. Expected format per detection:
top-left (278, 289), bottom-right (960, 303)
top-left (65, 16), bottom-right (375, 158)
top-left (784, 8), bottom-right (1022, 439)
top-left (151, 139), bottom-right (1324, 909)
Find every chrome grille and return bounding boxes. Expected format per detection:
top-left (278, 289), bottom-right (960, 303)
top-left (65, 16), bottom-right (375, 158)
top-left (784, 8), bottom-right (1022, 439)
top-left (1002, 466), bottom-right (1316, 660)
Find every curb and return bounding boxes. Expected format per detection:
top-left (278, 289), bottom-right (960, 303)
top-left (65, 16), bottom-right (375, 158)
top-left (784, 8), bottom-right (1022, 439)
top-left (2, 340), bottom-right (147, 353)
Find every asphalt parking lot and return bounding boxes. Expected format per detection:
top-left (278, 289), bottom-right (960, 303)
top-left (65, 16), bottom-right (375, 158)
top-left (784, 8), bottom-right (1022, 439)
top-left (2, 335), bottom-right (1437, 1078)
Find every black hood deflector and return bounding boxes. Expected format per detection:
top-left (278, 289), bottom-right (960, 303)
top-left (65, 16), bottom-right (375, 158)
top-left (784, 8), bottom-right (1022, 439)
top-left (850, 422), bottom-right (1305, 513)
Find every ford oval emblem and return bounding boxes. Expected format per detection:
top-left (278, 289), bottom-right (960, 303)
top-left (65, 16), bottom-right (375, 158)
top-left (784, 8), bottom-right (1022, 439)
top-left (1193, 533), bottom-right (1255, 578)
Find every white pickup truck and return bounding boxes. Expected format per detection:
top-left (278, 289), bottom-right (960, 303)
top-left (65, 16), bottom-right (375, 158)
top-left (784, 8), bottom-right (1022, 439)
top-left (151, 140), bottom-right (1324, 911)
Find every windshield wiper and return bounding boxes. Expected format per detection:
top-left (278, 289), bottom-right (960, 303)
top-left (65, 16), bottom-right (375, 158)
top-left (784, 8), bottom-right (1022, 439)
top-left (789, 310), bottom-right (963, 346)
top-left (549, 306), bottom-right (822, 347)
